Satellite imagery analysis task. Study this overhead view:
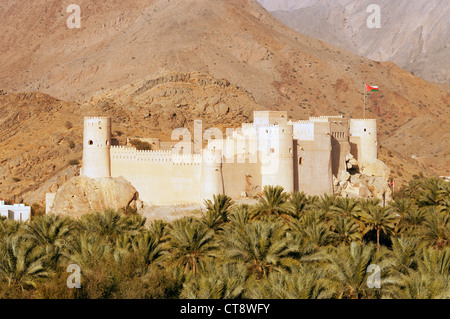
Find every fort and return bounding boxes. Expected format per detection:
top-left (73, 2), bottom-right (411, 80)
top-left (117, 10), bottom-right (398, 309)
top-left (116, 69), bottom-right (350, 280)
top-left (76, 111), bottom-right (379, 206)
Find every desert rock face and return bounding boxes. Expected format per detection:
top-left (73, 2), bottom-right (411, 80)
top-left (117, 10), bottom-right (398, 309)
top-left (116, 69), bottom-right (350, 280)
top-left (264, 0), bottom-right (450, 84)
top-left (48, 176), bottom-right (140, 218)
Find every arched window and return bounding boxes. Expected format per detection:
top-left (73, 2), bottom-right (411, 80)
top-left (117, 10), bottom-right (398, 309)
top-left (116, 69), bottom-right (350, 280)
top-left (89, 140), bottom-right (94, 145)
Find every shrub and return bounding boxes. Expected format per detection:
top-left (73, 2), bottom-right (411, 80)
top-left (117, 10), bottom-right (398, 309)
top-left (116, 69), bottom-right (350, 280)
top-left (129, 139), bottom-right (152, 151)
top-left (69, 159), bottom-right (80, 166)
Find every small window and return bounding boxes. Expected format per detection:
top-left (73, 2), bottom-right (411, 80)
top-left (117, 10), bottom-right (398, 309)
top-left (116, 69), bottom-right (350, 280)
top-left (299, 157), bottom-right (303, 165)
top-left (289, 148), bottom-right (292, 154)
top-left (364, 128), bottom-right (367, 132)
top-left (106, 140), bottom-right (109, 146)
top-left (89, 140), bottom-right (94, 145)
top-left (270, 148), bottom-right (275, 153)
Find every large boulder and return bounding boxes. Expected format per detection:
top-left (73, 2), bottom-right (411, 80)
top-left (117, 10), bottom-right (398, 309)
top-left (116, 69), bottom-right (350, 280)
top-left (48, 176), bottom-right (140, 218)
top-left (359, 159), bottom-right (391, 180)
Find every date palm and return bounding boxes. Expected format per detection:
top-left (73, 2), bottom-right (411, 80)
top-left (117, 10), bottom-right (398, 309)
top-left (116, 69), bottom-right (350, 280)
top-left (416, 247), bottom-right (450, 277)
top-left (417, 178), bottom-right (443, 207)
top-left (331, 216), bottom-right (362, 246)
top-left (0, 217), bottom-right (22, 237)
top-left (290, 218), bottom-right (334, 249)
top-left (0, 235), bottom-right (48, 289)
top-left (253, 185), bottom-right (291, 221)
top-left (202, 194), bottom-right (235, 231)
top-left (223, 220), bottom-right (298, 279)
top-left (227, 205), bottom-right (252, 230)
top-left (24, 214), bottom-right (75, 248)
top-left (79, 209), bottom-right (146, 243)
top-left (389, 236), bottom-right (418, 274)
top-left (323, 242), bottom-right (389, 299)
top-left (165, 217), bottom-right (218, 275)
top-left (245, 265), bottom-right (334, 299)
top-left (68, 233), bottom-right (113, 269)
top-left (388, 271), bottom-right (450, 299)
top-left (420, 207), bottom-right (449, 248)
top-left (181, 261), bottom-right (248, 299)
top-left (331, 197), bottom-right (359, 218)
top-left (131, 231), bottom-right (165, 266)
top-left (358, 204), bottom-right (398, 251)
top-left (287, 191), bottom-right (309, 219)
top-left (403, 207), bottom-right (427, 234)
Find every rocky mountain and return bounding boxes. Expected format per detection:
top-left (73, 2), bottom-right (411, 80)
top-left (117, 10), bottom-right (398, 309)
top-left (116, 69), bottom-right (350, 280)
top-left (260, 0), bottom-right (450, 84)
top-left (0, 0), bottom-right (448, 205)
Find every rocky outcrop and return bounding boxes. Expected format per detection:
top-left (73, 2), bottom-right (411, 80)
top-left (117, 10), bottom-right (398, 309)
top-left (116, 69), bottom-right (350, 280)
top-left (334, 156), bottom-right (392, 203)
top-left (47, 176), bottom-right (142, 218)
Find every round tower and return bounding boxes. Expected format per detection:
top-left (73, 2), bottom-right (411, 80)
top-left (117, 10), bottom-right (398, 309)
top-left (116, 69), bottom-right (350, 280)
top-left (259, 124), bottom-right (294, 193)
top-left (200, 148), bottom-right (224, 203)
top-left (82, 117), bottom-right (112, 178)
top-left (349, 119), bottom-right (377, 164)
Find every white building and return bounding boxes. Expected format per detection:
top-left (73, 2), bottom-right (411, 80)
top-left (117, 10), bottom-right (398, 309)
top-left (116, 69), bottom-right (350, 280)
top-left (0, 201), bottom-right (31, 222)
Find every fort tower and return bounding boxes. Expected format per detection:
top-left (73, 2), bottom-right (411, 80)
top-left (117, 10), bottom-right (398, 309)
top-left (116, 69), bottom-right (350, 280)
top-left (82, 117), bottom-right (112, 178)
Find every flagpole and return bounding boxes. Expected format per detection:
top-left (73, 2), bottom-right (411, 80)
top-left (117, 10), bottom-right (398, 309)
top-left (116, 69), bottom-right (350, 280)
top-left (364, 83), bottom-right (366, 120)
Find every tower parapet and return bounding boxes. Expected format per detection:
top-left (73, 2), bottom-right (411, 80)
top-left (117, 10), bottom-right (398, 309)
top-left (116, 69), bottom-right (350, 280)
top-left (258, 124), bottom-right (294, 193)
top-left (200, 149), bottom-right (224, 203)
top-left (349, 119), bottom-right (377, 164)
top-left (82, 117), bottom-right (111, 178)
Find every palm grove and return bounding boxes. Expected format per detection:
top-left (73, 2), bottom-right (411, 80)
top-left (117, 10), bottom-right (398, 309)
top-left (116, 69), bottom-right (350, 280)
top-left (0, 177), bottom-right (449, 299)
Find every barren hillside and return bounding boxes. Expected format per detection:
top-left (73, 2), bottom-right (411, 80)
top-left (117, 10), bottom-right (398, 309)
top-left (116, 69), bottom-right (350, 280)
top-left (262, 0), bottom-right (450, 84)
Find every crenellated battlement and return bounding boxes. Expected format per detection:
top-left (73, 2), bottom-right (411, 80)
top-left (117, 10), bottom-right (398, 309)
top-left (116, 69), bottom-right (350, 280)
top-left (85, 116), bottom-right (111, 120)
top-left (111, 146), bottom-right (203, 165)
top-left (310, 115), bottom-right (345, 120)
top-left (349, 118), bottom-right (377, 123)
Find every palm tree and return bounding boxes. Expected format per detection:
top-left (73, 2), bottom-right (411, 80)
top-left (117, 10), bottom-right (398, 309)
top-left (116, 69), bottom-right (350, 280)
top-left (0, 217), bottom-right (22, 238)
top-left (387, 271), bottom-right (450, 299)
top-left (323, 242), bottom-right (389, 299)
top-left (416, 247), bottom-right (450, 277)
top-left (181, 261), bottom-right (248, 299)
top-left (287, 192), bottom-right (309, 219)
top-left (223, 220), bottom-right (298, 279)
top-left (24, 214), bottom-right (75, 248)
top-left (420, 207), bottom-right (449, 248)
top-left (330, 216), bottom-right (362, 246)
top-left (290, 218), bottom-right (334, 249)
top-left (403, 207), bottom-right (427, 234)
top-left (131, 231), bottom-right (165, 266)
top-left (389, 198), bottom-right (416, 234)
top-left (79, 209), bottom-right (146, 243)
top-left (331, 197), bottom-right (359, 218)
top-left (253, 185), bottom-right (291, 221)
top-left (227, 205), bottom-right (252, 230)
top-left (202, 194), bottom-right (235, 231)
top-left (0, 235), bottom-right (49, 289)
top-left (417, 178), bottom-right (444, 207)
top-left (389, 236), bottom-right (418, 274)
top-left (67, 232), bottom-right (113, 269)
top-left (165, 217), bottom-right (218, 275)
top-left (314, 194), bottom-right (338, 212)
top-left (244, 265), bottom-right (334, 299)
top-left (148, 219), bottom-right (168, 244)
top-left (358, 204), bottom-right (399, 251)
